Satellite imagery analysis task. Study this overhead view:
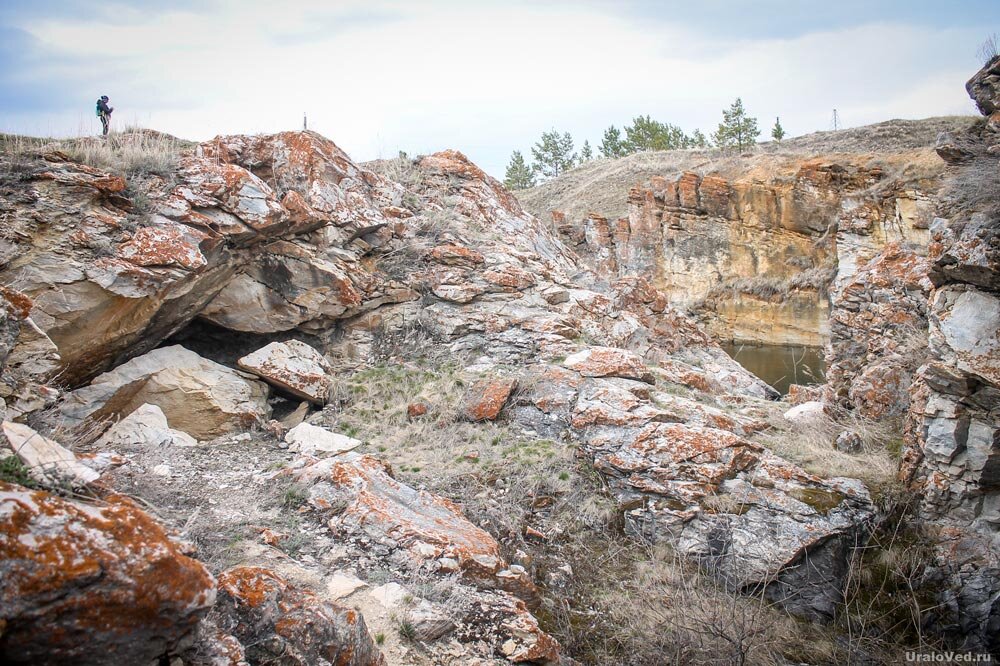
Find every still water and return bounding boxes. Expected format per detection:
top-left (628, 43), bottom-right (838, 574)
top-left (721, 343), bottom-right (826, 396)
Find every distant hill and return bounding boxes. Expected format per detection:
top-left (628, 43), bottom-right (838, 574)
top-left (515, 115), bottom-right (975, 223)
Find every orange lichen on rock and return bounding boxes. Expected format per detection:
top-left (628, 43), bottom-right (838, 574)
top-left (0, 483), bottom-right (216, 665)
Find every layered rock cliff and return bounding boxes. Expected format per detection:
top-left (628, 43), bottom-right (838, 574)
top-left (548, 149), bottom-right (945, 348)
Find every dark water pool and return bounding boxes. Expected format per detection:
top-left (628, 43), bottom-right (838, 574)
top-left (721, 343), bottom-right (826, 396)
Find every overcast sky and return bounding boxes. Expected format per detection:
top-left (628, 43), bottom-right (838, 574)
top-left (1, 0), bottom-right (996, 177)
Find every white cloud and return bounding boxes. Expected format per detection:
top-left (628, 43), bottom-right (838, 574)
top-left (4, 1), bottom-right (983, 177)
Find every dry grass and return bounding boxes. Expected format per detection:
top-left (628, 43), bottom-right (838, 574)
top-left (942, 154), bottom-right (1000, 219)
top-left (1, 128), bottom-right (189, 181)
top-left (321, 363), bottom-right (592, 542)
top-left (59, 128), bottom-right (187, 179)
top-left (586, 543), bottom-right (844, 666)
top-left (697, 264), bottom-right (838, 311)
top-left (753, 402), bottom-right (898, 489)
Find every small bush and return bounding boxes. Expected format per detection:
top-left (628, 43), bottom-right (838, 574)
top-left (0, 455), bottom-right (38, 488)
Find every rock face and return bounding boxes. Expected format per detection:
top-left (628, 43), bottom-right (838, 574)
top-left (553, 155), bottom-right (942, 348)
top-left (898, 58), bottom-right (1000, 654)
top-left (0, 483), bottom-right (216, 665)
top-left (0, 132), bottom-right (418, 387)
top-left (824, 243), bottom-right (933, 418)
top-left (213, 566), bottom-right (385, 666)
top-left (60, 345), bottom-right (271, 440)
top-left (237, 340), bottom-right (333, 404)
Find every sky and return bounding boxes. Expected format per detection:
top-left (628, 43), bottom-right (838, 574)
top-left (1, 0), bottom-right (997, 178)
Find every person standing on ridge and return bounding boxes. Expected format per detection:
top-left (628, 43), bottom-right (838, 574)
top-left (95, 95), bottom-right (113, 137)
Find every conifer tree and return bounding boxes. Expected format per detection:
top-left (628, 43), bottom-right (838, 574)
top-left (579, 140), bottom-right (594, 163)
top-left (690, 129), bottom-right (710, 149)
top-left (712, 98), bottom-right (761, 152)
top-left (623, 115), bottom-right (689, 152)
top-left (771, 116), bottom-right (785, 142)
top-left (599, 126), bottom-right (626, 158)
top-left (503, 150), bottom-right (535, 190)
top-left (531, 130), bottom-right (577, 179)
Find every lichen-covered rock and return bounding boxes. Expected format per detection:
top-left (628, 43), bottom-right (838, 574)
top-left (292, 452), bottom-right (538, 601)
top-left (462, 377), bottom-right (517, 421)
top-left (237, 340), bottom-right (333, 404)
top-left (563, 346), bottom-right (654, 383)
top-left (583, 421), bottom-right (873, 618)
top-left (60, 345), bottom-right (270, 439)
top-left (0, 483), bottom-right (216, 665)
top-left (213, 566), bottom-right (385, 666)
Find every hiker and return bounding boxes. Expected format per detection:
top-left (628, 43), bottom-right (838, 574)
top-left (95, 95), bottom-right (113, 136)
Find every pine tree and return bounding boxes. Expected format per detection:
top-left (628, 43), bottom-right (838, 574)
top-left (503, 151), bottom-right (535, 190)
top-left (771, 116), bottom-right (785, 142)
top-left (712, 98), bottom-right (761, 153)
top-left (690, 129), bottom-right (710, 149)
top-left (531, 130), bottom-right (577, 179)
top-left (579, 140), bottom-right (594, 163)
top-left (623, 115), bottom-right (689, 152)
top-left (599, 126), bottom-right (626, 159)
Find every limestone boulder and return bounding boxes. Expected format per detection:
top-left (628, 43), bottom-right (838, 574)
top-left (61, 345), bottom-right (270, 440)
top-left (213, 566), bottom-right (385, 666)
top-left (0, 483), bottom-right (216, 665)
top-left (238, 340), bottom-right (333, 404)
top-left (284, 422), bottom-right (361, 457)
top-left (929, 285), bottom-right (1000, 386)
top-left (96, 403), bottom-right (199, 448)
top-left (1, 422), bottom-right (99, 487)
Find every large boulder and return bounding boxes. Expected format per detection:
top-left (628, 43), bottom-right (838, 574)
top-left (61, 345), bottom-right (270, 440)
top-left (0, 483), bottom-right (216, 665)
top-left (213, 566), bottom-right (385, 666)
top-left (237, 340), bottom-right (333, 404)
top-left (292, 452), bottom-right (537, 599)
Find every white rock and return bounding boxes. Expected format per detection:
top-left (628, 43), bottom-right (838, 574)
top-left (97, 404), bottom-right (199, 448)
top-left (783, 401), bottom-right (827, 424)
top-left (284, 422), bottom-right (361, 457)
top-left (369, 582), bottom-right (409, 608)
top-left (61, 345), bottom-right (271, 440)
top-left (151, 464), bottom-right (172, 477)
top-left (2, 422), bottom-right (99, 487)
top-left (238, 340), bottom-right (334, 404)
top-left (326, 572), bottom-right (367, 600)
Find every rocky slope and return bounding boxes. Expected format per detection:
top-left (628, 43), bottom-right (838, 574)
top-left (1, 79), bottom-right (997, 663)
top-left (0, 123), bottom-right (894, 665)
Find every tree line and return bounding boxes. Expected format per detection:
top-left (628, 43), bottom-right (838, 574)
top-left (505, 98), bottom-right (786, 190)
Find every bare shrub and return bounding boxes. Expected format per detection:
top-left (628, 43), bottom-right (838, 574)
top-left (977, 33), bottom-right (999, 65)
top-left (943, 155), bottom-right (1000, 219)
top-left (754, 403), bottom-right (898, 489)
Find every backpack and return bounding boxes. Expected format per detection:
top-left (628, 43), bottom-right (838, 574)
top-left (95, 101), bottom-right (102, 117)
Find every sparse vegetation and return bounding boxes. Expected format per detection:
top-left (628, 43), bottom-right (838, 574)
top-left (0, 455), bottom-right (39, 488)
